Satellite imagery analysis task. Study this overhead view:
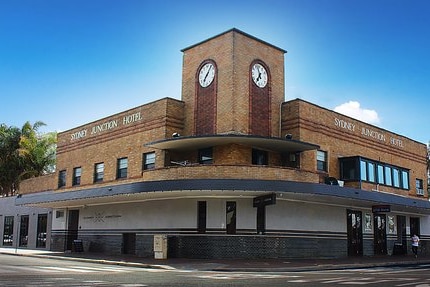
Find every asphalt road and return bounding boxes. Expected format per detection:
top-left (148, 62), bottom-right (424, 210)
top-left (1, 254), bottom-right (430, 286)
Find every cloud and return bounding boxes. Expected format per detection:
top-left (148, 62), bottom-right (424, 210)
top-left (334, 101), bottom-right (380, 124)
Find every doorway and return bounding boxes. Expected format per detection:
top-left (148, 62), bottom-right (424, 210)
top-left (397, 215), bottom-right (407, 254)
top-left (373, 214), bottom-right (387, 255)
top-left (66, 210), bottom-right (79, 251)
top-left (347, 209), bottom-right (363, 256)
top-left (122, 233), bottom-right (136, 255)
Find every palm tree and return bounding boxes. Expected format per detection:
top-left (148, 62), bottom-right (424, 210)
top-left (19, 121), bottom-right (56, 179)
top-left (0, 121), bottom-right (56, 196)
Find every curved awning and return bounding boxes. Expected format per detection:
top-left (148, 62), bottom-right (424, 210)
top-left (145, 134), bottom-right (319, 153)
top-left (15, 179), bottom-right (430, 214)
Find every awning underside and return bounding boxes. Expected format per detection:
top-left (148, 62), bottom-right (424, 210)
top-left (15, 179), bottom-right (430, 214)
top-left (145, 134), bottom-right (320, 153)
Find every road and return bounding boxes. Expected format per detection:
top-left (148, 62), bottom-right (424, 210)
top-left (1, 254), bottom-right (430, 286)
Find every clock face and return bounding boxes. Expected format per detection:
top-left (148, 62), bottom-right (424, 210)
top-left (199, 62), bottom-right (215, 88)
top-left (251, 63), bottom-right (268, 88)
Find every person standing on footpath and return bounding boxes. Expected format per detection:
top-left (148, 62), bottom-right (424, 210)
top-left (411, 234), bottom-right (420, 258)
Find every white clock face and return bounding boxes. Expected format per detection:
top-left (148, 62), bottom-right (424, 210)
top-left (199, 62), bottom-right (215, 88)
top-left (252, 63), bottom-right (268, 88)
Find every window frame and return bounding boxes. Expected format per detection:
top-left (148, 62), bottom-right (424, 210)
top-left (94, 162), bottom-right (104, 183)
top-left (58, 170), bottom-right (66, 188)
top-left (339, 156), bottom-right (410, 190)
top-left (72, 167), bottom-right (82, 186)
top-left (117, 157), bottom-right (128, 179)
top-left (198, 147), bottom-right (213, 164)
top-left (317, 150), bottom-right (328, 172)
top-left (143, 152), bottom-right (156, 170)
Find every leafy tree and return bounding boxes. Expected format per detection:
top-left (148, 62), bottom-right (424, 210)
top-left (0, 121), bottom-right (56, 196)
top-left (0, 124), bottom-right (22, 196)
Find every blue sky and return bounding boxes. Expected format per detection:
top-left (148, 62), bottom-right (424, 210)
top-left (1, 0), bottom-right (429, 144)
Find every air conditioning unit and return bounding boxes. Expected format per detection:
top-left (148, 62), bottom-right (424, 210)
top-left (416, 188), bottom-right (424, 196)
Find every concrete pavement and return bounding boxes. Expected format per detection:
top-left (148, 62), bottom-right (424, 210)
top-left (1, 247), bottom-right (429, 272)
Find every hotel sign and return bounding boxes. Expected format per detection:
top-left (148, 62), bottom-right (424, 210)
top-left (253, 193), bottom-right (277, 207)
top-left (334, 117), bottom-right (404, 148)
top-left (372, 205), bottom-right (391, 213)
top-left (70, 111), bottom-right (143, 141)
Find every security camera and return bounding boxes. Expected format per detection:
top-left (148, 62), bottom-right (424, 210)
top-left (172, 132), bottom-right (180, 138)
top-left (285, 134), bottom-right (292, 140)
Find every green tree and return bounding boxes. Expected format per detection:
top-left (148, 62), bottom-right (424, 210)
top-left (0, 124), bottom-right (22, 196)
top-left (0, 121), bottom-right (56, 196)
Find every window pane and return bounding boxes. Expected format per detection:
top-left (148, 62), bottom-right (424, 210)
top-left (143, 152), bottom-right (156, 170)
top-left (368, 162), bottom-right (375, 182)
top-left (94, 163), bottom-right (104, 183)
top-left (198, 148), bottom-right (213, 164)
top-left (3, 216), bottom-right (14, 246)
top-left (73, 167), bottom-right (81, 186)
top-left (58, 170), bottom-right (66, 188)
top-left (401, 171), bottom-right (409, 189)
top-left (317, 150), bottom-right (327, 172)
top-left (252, 149), bottom-right (268, 165)
top-left (385, 166), bottom-right (392, 186)
top-left (360, 160), bottom-right (367, 181)
top-left (117, 158), bottom-right (128, 179)
top-left (392, 168), bottom-right (400, 187)
top-left (377, 165), bottom-right (384, 184)
top-left (340, 158), bottom-right (357, 180)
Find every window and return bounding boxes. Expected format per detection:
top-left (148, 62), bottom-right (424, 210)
top-left (416, 179), bottom-right (424, 196)
top-left (94, 162), bottom-right (104, 183)
top-left (198, 148), bottom-right (213, 164)
top-left (385, 166), bottom-right (392, 186)
top-left (317, 150), bottom-right (327, 172)
top-left (143, 152), bottom-right (156, 170)
top-left (117, 157), bottom-right (128, 179)
top-left (3, 216), bottom-right (14, 246)
top-left (359, 159), bottom-right (375, 182)
top-left (58, 170), bottom-right (66, 188)
top-left (360, 160), bottom-right (367, 181)
top-left (377, 164), bottom-right (384, 184)
top-left (401, 170), bottom-right (409, 189)
top-left (56, 210), bottom-right (64, 218)
top-left (367, 162), bottom-right (375, 183)
top-left (252, 149), bottom-right (268, 165)
top-left (340, 158), bottom-right (357, 180)
top-left (392, 168), bottom-right (400, 188)
top-left (72, 167), bottom-right (81, 186)
top-left (339, 156), bottom-right (409, 190)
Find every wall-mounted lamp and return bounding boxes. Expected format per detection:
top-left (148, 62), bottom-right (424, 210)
top-left (285, 134), bottom-right (293, 140)
top-left (172, 132), bottom-right (181, 138)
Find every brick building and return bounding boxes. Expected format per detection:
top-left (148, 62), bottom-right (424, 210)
top-left (14, 29), bottom-right (429, 259)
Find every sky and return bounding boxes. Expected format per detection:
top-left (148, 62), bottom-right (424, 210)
top-left (1, 0), bottom-right (429, 144)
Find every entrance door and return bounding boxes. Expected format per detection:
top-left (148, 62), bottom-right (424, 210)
top-left (373, 214), bottom-right (387, 255)
top-left (347, 210), bottom-right (363, 256)
top-left (397, 215), bottom-right (407, 254)
top-left (122, 233), bottom-right (136, 255)
top-left (66, 210), bottom-right (79, 251)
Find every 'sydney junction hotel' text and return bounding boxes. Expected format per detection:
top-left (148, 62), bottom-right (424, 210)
top-left (2, 29), bottom-right (429, 259)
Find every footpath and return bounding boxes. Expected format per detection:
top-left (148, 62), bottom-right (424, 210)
top-left (1, 247), bottom-right (429, 272)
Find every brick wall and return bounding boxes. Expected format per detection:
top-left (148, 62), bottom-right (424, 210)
top-left (282, 99), bottom-right (428, 198)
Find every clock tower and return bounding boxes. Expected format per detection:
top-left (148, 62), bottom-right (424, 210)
top-left (181, 28), bottom-right (286, 137)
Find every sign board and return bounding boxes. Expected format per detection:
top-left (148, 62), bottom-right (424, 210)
top-left (372, 205), bottom-right (391, 213)
top-left (253, 193), bottom-right (276, 207)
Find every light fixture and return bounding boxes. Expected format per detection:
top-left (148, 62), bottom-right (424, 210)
top-left (172, 132), bottom-right (180, 138)
top-left (285, 134), bottom-right (292, 140)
